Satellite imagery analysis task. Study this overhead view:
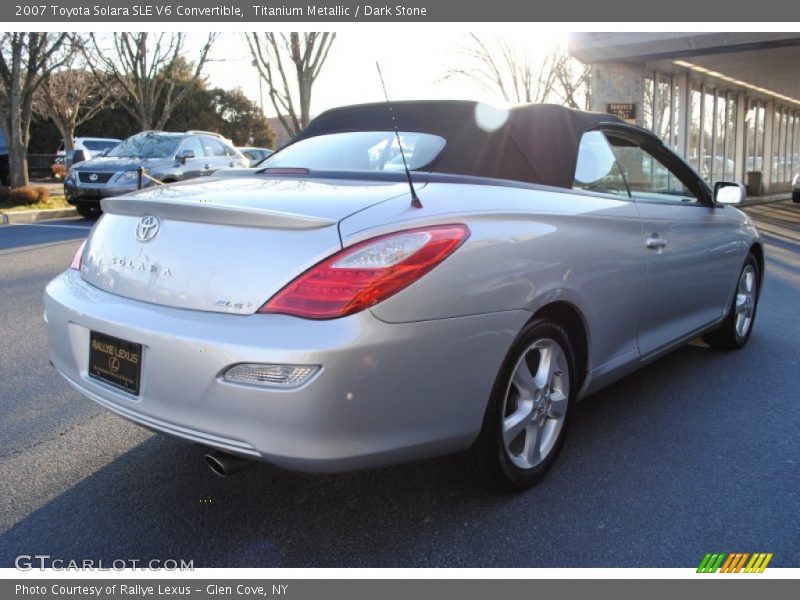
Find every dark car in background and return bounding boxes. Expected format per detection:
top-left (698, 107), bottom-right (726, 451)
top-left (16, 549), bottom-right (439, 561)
top-left (64, 130), bottom-right (247, 218)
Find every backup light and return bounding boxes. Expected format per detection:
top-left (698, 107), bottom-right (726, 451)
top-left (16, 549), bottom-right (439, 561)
top-left (222, 363), bottom-right (320, 389)
top-left (260, 224), bottom-right (470, 319)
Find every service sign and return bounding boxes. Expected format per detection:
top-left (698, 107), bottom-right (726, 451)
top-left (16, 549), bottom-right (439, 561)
top-left (606, 102), bottom-right (637, 124)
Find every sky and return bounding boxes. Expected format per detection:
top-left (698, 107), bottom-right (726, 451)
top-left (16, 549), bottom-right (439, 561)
top-left (199, 31), bottom-right (567, 120)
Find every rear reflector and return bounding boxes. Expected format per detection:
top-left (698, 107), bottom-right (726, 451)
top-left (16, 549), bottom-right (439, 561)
top-left (260, 224), bottom-right (469, 319)
top-left (222, 363), bottom-right (320, 389)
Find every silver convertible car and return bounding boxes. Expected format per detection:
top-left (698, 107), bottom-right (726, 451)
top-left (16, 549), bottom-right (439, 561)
top-left (44, 102), bottom-right (762, 490)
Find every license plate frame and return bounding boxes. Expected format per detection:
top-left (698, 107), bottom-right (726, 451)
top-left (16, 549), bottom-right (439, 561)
top-left (88, 331), bottom-right (142, 396)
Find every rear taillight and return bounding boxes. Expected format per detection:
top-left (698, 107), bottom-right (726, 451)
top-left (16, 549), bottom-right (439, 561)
top-left (70, 240), bottom-right (86, 270)
top-left (260, 224), bottom-right (470, 319)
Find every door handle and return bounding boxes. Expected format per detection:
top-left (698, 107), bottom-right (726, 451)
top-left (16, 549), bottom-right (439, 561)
top-left (646, 237), bottom-right (667, 249)
top-left (203, 163), bottom-right (211, 170)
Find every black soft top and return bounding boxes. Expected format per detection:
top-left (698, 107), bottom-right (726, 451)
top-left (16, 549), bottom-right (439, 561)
top-left (294, 100), bottom-right (628, 189)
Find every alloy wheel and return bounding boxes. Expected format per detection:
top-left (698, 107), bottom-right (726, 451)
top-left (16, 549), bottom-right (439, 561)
top-left (734, 264), bottom-right (757, 339)
top-left (501, 338), bottom-right (570, 470)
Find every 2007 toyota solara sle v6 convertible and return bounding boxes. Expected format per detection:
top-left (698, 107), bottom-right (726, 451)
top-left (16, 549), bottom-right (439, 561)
top-left (44, 101), bottom-right (763, 490)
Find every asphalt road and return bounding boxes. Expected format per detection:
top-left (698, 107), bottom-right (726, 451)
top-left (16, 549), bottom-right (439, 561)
top-left (0, 204), bottom-right (798, 568)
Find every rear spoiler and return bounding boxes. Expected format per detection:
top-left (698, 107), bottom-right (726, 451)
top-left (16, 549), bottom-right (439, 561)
top-left (100, 197), bottom-right (335, 230)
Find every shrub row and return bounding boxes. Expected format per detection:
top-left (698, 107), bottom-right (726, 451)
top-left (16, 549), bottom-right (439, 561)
top-left (0, 185), bottom-right (51, 205)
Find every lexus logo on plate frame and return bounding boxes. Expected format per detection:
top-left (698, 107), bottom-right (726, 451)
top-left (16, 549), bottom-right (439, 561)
top-left (135, 215), bottom-right (160, 242)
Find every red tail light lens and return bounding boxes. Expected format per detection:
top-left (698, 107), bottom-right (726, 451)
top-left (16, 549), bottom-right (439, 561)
top-left (260, 224), bottom-right (470, 319)
top-left (70, 240), bottom-right (87, 270)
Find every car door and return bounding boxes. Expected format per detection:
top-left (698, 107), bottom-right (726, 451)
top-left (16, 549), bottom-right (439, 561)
top-left (605, 130), bottom-right (744, 357)
top-left (200, 136), bottom-right (237, 173)
top-left (570, 131), bottom-right (647, 373)
top-left (221, 141), bottom-right (247, 168)
top-left (175, 136), bottom-right (207, 179)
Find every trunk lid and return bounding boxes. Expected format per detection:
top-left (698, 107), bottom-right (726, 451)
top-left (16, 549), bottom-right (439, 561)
top-left (80, 176), bottom-right (415, 314)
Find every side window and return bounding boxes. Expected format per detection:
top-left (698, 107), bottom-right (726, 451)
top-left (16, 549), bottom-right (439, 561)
top-left (573, 131), bottom-right (629, 197)
top-left (222, 143), bottom-right (238, 158)
top-left (607, 136), bottom-right (698, 204)
top-left (201, 136), bottom-right (227, 157)
top-left (180, 136), bottom-right (205, 158)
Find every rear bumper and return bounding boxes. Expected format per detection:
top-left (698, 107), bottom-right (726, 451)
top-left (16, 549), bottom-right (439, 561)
top-left (44, 270), bottom-right (525, 472)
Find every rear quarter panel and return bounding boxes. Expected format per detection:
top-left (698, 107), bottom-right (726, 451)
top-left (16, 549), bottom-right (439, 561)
top-left (340, 182), bottom-right (647, 371)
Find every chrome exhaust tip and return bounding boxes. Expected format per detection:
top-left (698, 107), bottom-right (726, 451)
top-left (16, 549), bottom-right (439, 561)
top-left (204, 450), bottom-right (254, 478)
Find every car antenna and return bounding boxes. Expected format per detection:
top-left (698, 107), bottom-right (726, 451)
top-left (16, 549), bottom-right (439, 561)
top-left (376, 62), bottom-right (422, 209)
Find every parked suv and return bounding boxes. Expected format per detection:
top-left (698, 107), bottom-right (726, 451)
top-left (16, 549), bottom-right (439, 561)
top-left (64, 130), bottom-right (247, 218)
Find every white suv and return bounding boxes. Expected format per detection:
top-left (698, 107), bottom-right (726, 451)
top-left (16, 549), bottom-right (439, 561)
top-left (57, 137), bottom-right (121, 168)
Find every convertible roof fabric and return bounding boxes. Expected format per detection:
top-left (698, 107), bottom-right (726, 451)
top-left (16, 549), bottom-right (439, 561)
top-left (294, 100), bottom-right (628, 189)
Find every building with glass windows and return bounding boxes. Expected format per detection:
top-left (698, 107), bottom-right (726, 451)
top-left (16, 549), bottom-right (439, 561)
top-left (568, 33), bottom-right (800, 195)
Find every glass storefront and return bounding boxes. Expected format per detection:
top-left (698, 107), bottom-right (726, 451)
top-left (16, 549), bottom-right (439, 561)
top-left (771, 107), bottom-right (800, 184)
top-left (644, 69), bottom-right (800, 189)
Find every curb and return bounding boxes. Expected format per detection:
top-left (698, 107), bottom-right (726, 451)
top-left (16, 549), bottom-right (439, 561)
top-left (0, 207), bottom-right (77, 224)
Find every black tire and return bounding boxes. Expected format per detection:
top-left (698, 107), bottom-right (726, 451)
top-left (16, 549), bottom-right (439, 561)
top-left (793, 190), bottom-right (800, 203)
top-left (465, 318), bottom-right (577, 491)
top-left (76, 203), bottom-right (102, 219)
top-left (703, 253), bottom-right (760, 350)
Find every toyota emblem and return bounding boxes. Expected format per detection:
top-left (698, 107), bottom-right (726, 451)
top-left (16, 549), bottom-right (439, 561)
top-left (88, 173), bottom-right (99, 182)
top-left (135, 215), bottom-right (160, 242)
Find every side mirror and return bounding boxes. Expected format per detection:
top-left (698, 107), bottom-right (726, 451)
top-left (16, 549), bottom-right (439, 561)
top-left (71, 149), bottom-right (87, 165)
top-left (177, 149), bottom-right (196, 164)
top-left (714, 181), bottom-right (746, 205)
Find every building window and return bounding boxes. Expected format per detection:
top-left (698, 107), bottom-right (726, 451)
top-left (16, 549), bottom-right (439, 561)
top-left (724, 92), bottom-right (737, 182)
top-left (643, 71), bottom-right (679, 151)
top-left (771, 106), bottom-right (799, 184)
top-left (688, 83), bottom-right (702, 173)
top-left (745, 99), bottom-right (766, 174)
top-left (791, 112), bottom-right (799, 179)
top-left (643, 75), bottom-right (654, 131)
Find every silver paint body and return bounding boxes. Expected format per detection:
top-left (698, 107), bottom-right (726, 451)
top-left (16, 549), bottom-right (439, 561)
top-left (44, 174), bottom-right (760, 472)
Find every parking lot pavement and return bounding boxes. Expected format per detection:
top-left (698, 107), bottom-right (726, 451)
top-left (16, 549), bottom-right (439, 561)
top-left (0, 218), bottom-right (91, 252)
top-left (0, 205), bottom-right (798, 568)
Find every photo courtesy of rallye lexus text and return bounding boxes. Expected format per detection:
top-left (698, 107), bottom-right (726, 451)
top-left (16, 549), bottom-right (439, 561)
top-left (14, 585), bottom-right (196, 597)
top-left (43, 101), bottom-right (763, 491)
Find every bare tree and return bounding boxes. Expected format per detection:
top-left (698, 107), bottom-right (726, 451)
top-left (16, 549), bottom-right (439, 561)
top-left (0, 32), bottom-right (71, 187)
top-left (552, 54), bottom-right (591, 110)
top-left (83, 32), bottom-right (218, 131)
top-left (34, 50), bottom-right (116, 153)
top-left (442, 34), bottom-right (590, 109)
top-left (246, 32), bottom-right (336, 137)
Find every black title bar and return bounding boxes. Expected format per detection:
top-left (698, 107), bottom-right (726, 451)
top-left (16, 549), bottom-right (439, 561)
top-left (4, 0), bottom-right (800, 22)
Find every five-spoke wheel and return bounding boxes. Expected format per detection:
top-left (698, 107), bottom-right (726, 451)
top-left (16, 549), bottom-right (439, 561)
top-left (467, 318), bottom-right (576, 491)
top-left (502, 339), bottom-right (569, 470)
top-left (705, 253), bottom-right (760, 349)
